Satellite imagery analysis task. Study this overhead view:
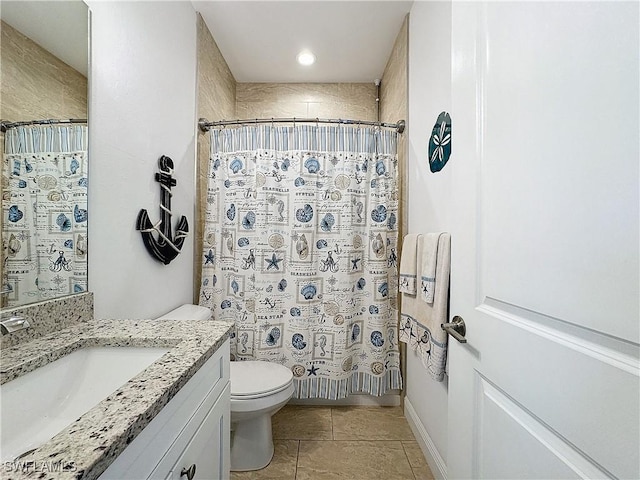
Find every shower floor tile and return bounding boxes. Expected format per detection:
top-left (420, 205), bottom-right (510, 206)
top-left (230, 405), bottom-right (435, 480)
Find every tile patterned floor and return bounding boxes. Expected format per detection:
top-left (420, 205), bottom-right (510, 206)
top-left (231, 405), bottom-right (435, 480)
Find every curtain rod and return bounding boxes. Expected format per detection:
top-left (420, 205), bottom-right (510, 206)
top-left (0, 118), bottom-right (87, 133)
top-left (198, 117), bottom-right (406, 134)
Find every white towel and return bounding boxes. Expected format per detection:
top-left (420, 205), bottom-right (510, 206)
top-left (420, 233), bottom-right (442, 304)
top-left (399, 233), bottom-right (451, 381)
top-left (399, 234), bottom-right (421, 295)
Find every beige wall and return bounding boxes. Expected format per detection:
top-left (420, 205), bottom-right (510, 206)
top-left (195, 14), bottom-right (237, 300)
top-left (236, 83), bottom-right (377, 121)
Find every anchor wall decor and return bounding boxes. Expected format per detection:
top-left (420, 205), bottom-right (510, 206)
top-left (136, 155), bottom-right (189, 265)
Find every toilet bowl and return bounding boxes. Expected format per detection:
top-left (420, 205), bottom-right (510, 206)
top-left (155, 305), bottom-right (294, 472)
top-left (230, 360), bottom-right (294, 471)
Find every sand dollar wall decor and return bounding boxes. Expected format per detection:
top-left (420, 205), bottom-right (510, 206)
top-left (428, 112), bottom-right (452, 173)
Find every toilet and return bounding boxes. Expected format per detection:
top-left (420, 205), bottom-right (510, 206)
top-left (156, 304), bottom-right (294, 471)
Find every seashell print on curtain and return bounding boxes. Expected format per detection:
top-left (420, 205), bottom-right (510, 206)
top-left (200, 124), bottom-right (401, 399)
top-left (2, 125), bottom-right (88, 306)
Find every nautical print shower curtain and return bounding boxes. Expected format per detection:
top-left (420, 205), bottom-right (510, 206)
top-left (2, 125), bottom-right (88, 306)
top-left (200, 124), bottom-right (402, 399)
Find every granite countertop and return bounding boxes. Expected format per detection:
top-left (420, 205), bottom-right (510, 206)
top-left (0, 318), bottom-right (234, 480)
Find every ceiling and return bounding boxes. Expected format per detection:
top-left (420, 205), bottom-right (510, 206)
top-left (0, 1), bottom-right (412, 84)
top-left (1, 1), bottom-right (89, 76)
top-left (193, 1), bottom-right (413, 83)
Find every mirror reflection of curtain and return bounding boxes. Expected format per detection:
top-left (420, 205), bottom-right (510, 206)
top-left (200, 124), bottom-right (401, 399)
top-left (2, 125), bottom-right (88, 306)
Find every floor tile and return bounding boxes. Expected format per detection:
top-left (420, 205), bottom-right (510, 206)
top-left (403, 441), bottom-right (435, 480)
top-left (296, 440), bottom-right (416, 480)
top-left (331, 406), bottom-right (415, 441)
top-left (272, 405), bottom-right (333, 440)
top-left (230, 440), bottom-right (299, 480)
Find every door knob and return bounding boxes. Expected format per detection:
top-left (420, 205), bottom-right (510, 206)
top-left (442, 316), bottom-right (467, 343)
top-left (180, 464), bottom-right (196, 480)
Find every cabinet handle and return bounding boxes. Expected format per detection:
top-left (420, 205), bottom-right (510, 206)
top-left (180, 464), bottom-right (196, 480)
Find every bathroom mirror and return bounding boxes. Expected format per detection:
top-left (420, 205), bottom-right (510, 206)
top-left (0, 0), bottom-right (89, 308)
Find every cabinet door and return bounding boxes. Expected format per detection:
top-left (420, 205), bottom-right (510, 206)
top-left (100, 341), bottom-right (230, 480)
top-left (158, 383), bottom-right (230, 480)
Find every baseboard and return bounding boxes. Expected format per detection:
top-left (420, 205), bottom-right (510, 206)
top-left (404, 397), bottom-right (448, 480)
top-left (289, 392), bottom-right (401, 406)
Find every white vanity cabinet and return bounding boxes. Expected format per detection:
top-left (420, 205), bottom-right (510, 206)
top-left (100, 340), bottom-right (230, 480)
top-left (154, 383), bottom-right (229, 480)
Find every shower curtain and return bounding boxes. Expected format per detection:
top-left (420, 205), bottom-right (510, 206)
top-left (2, 125), bottom-right (88, 306)
top-left (200, 124), bottom-right (401, 399)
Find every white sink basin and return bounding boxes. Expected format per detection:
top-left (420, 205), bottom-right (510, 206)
top-left (0, 346), bottom-right (169, 461)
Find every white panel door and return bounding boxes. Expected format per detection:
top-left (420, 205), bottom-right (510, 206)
top-left (447, 2), bottom-right (639, 479)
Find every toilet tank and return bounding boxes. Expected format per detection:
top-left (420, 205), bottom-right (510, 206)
top-left (155, 304), bottom-right (212, 321)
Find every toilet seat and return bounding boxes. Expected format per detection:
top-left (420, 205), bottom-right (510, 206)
top-left (231, 381), bottom-right (292, 400)
top-left (231, 361), bottom-right (293, 399)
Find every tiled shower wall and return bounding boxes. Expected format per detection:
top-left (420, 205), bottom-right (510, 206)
top-left (380, 15), bottom-right (408, 236)
top-left (0, 21), bottom-right (88, 305)
top-left (195, 19), bottom-right (406, 324)
top-left (379, 16), bottom-right (409, 392)
top-left (236, 83), bottom-right (377, 121)
top-left (0, 21), bottom-right (87, 123)
top-left (195, 14), bottom-right (236, 297)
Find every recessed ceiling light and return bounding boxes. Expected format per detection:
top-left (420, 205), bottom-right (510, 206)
top-left (297, 51), bottom-right (316, 66)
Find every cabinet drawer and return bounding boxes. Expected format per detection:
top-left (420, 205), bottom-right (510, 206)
top-left (100, 340), bottom-right (229, 479)
top-left (153, 383), bottom-right (230, 480)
